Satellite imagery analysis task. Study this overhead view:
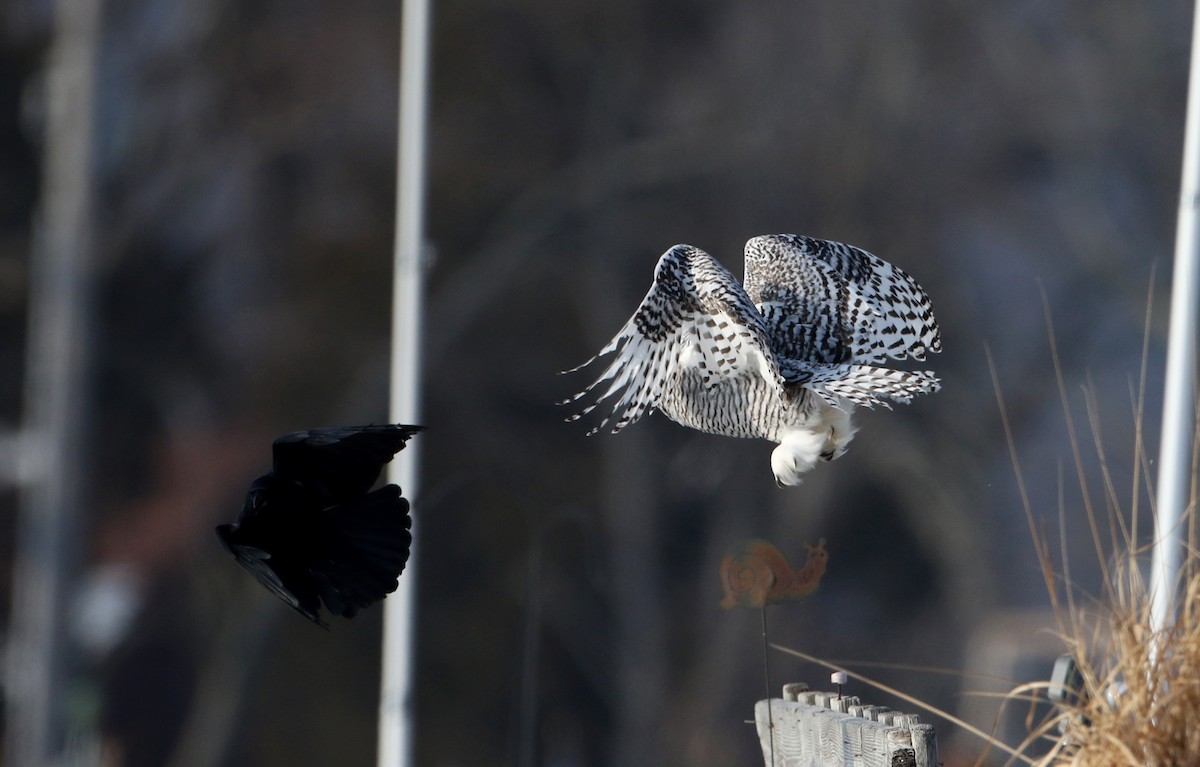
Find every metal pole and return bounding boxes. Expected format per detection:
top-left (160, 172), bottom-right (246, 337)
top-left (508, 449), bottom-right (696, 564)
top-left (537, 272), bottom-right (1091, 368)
top-left (5, 0), bottom-right (101, 762)
top-left (378, 0), bottom-right (430, 763)
top-left (1151, 0), bottom-right (1200, 635)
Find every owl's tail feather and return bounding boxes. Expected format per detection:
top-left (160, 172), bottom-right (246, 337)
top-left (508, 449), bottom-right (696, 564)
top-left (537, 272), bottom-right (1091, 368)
top-left (795, 363), bottom-right (940, 409)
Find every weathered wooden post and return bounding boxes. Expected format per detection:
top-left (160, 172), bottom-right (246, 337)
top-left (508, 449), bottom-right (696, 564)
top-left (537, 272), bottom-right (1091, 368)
top-left (755, 681), bottom-right (938, 767)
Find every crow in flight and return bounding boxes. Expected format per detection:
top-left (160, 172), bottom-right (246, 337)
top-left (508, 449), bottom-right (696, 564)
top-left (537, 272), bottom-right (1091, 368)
top-left (216, 424), bottom-right (422, 627)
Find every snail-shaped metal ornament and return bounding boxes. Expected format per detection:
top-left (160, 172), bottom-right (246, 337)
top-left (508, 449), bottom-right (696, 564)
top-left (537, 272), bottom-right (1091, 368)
top-left (719, 538), bottom-right (828, 609)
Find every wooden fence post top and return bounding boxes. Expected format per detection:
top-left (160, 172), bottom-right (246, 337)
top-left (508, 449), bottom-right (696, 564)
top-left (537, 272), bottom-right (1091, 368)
top-left (755, 682), bottom-right (937, 767)
top-left (782, 682), bottom-right (810, 701)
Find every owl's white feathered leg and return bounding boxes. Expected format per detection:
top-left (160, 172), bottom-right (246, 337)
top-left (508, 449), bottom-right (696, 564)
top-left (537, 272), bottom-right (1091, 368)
top-left (771, 429), bottom-right (825, 486)
top-left (771, 400), bottom-right (859, 485)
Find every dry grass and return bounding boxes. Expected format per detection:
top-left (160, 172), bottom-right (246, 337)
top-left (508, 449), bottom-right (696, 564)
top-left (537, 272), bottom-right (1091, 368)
top-left (992, 281), bottom-right (1200, 767)
top-left (1017, 558), bottom-right (1200, 767)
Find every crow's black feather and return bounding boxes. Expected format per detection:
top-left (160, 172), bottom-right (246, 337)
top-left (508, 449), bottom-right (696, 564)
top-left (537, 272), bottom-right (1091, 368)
top-left (271, 424), bottom-right (422, 506)
top-left (216, 424), bottom-right (421, 627)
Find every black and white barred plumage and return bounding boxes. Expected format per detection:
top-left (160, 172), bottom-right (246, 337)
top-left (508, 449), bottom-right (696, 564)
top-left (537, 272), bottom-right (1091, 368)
top-left (562, 234), bottom-right (941, 485)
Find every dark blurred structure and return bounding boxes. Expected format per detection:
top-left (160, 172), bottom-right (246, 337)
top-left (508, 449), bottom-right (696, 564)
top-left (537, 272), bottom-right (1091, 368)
top-left (0, 1), bottom-right (1191, 765)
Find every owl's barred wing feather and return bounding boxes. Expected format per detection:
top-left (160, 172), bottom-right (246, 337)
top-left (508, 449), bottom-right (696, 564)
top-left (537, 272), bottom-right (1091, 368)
top-left (785, 361), bottom-right (941, 409)
top-left (559, 315), bottom-right (678, 434)
top-left (743, 234), bottom-right (941, 365)
top-left (742, 242), bottom-right (853, 364)
top-left (561, 244), bottom-right (783, 434)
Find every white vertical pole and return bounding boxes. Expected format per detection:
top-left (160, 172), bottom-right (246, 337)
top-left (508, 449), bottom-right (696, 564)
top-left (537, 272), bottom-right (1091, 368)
top-left (1151, 0), bottom-right (1200, 635)
top-left (378, 0), bottom-right (431, 763)
top-left (6, 0), bottom-right (101, 763)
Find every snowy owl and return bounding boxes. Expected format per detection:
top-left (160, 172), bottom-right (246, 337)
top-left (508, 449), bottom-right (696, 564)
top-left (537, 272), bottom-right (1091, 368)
top-left (562, 234), bottom-right (941, 486)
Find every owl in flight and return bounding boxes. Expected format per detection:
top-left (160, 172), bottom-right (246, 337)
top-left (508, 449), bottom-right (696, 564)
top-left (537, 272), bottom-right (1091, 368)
top-left (562, 234), bottom-right (941, 485)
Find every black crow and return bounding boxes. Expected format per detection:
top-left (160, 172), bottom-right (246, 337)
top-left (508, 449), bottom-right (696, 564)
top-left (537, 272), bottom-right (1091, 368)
top-left (216, 424), bottom-right (422, 628)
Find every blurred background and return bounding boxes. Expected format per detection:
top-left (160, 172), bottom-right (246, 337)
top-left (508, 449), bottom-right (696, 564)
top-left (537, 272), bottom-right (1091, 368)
top-left (0, 1), bottom-right (1192, 765)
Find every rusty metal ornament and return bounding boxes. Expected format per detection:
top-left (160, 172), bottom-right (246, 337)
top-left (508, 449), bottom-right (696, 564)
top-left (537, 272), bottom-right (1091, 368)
top-left (719, 538), bottom-right (828, 609)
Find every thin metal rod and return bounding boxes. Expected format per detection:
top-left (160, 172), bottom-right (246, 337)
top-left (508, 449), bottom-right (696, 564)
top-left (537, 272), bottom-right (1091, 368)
top-left (5, 0), bottom-right (101, 762)
top-left (377, 0), bottom-right (431, 763)
top-left (761, 605), bottom-right (775, 767)
top-left (516, 531), bottom-right (545, 767)
top-left (1151, 0), bottom-right (1200, 635)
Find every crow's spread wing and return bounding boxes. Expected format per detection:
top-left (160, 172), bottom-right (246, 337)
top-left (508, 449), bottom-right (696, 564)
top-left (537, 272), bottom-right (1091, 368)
top-left (216, 524), bottom-right (327, 627)
top-left (272, 424), bottom-right (422, 504)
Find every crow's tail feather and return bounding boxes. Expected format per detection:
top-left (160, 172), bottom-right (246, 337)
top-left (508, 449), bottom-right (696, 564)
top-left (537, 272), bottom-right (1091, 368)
top-left (314, 485), bottom-right (413, 618)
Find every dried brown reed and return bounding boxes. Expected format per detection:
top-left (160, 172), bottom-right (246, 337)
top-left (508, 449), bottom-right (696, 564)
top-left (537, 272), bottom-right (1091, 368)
top-left (992, 280), bottom-right (1200, 767)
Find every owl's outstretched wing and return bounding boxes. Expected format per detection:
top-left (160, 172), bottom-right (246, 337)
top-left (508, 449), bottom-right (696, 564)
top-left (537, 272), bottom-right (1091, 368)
top-left (742, 234), bottom-right (942, 366)
top-left (562, 244), bottom-right (782, 434)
